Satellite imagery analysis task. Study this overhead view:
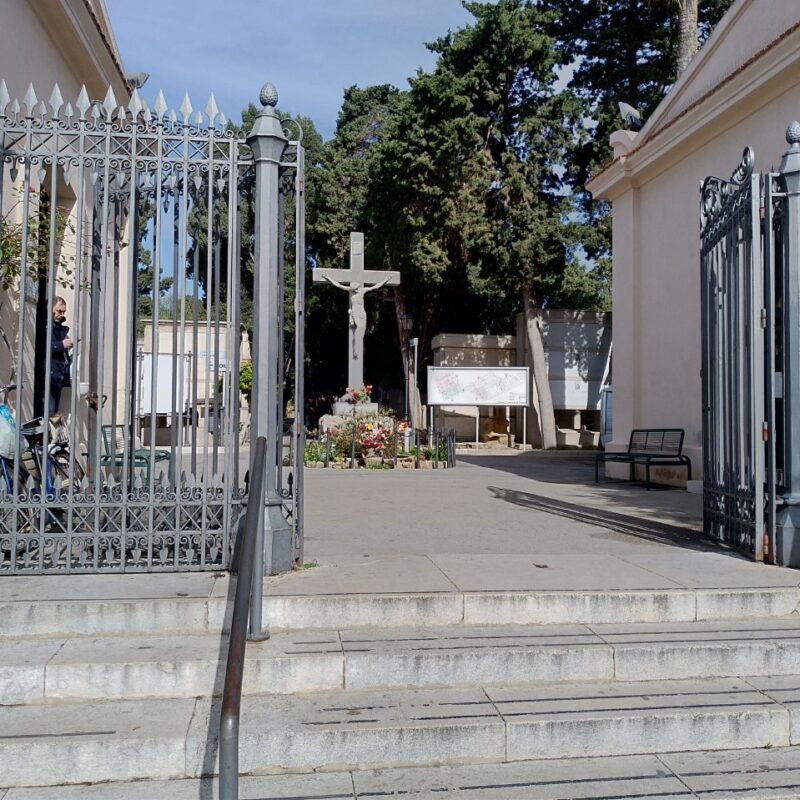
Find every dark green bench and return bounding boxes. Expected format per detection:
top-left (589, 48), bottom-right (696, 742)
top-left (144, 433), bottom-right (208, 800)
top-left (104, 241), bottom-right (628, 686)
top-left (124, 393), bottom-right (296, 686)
top-left (595, 428), bottom-right (691, 490)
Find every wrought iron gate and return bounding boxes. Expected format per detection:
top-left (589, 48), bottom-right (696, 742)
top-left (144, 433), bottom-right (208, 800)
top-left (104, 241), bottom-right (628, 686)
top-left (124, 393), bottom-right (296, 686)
top-left (696, 125), bottom-right (800, 563)
top-left (700, 148), bottom-right (767, 557)
top-left (0, 80), bottom-right (305, 574)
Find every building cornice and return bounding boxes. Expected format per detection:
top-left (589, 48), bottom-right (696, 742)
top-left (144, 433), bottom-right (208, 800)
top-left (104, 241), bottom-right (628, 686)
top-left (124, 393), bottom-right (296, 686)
top-left (589, 1), bottom-right (800, 200)
top-left (29, 0), bottom-right (129, 100)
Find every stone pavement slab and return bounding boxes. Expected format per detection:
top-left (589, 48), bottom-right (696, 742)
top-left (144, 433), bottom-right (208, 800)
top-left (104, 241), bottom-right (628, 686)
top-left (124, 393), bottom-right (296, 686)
top-left (4, 772), bottom-right (355, 799)
top-left (661, 747), bottom-right (800, 797)
top-left (487, 676), bottom-right (789, 760)
top-left (9, 746), bottom-right (800, 798)
top-left (259, 554), bottom-right (459, 595)
top-left (0, 697), bottom-right (198, 787)
top-left (184, 688), bottom-right (507, 776)
top-left (617, 551), bottom-right (800, 588)
top-left (428, 552), bottom-right (685, 591)
top-left (0, 639), bottom-right (64, 704)
top-left (0, 573), bottom-right (220, 602)
top-left (42, 631), bottom-right (337, 700)
top-left (351, 756), bottom-right (691, 799)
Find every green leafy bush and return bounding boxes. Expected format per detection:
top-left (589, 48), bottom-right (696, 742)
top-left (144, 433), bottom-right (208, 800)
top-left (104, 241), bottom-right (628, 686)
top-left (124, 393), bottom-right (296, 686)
top-left (304, 439), bottom-right (326, 464)
top-left (239, 361), bottom-right (253, 402)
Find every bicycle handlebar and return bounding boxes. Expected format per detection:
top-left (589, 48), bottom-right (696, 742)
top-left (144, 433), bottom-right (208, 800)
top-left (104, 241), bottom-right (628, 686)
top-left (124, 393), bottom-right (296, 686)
top-left (0, 384), bottom-right (17, 404)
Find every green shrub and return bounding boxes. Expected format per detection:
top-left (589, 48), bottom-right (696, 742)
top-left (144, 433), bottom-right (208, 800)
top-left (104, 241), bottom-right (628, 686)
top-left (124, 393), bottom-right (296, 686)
top-left (304, 439), bottom-right (326, 464)
top-left (239, 361), bottom-right (253, 402)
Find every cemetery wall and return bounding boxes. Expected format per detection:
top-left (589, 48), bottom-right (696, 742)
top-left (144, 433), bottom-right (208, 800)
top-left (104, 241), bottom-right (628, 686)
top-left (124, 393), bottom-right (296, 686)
top-left (431, 310), bottom-right (610, 446)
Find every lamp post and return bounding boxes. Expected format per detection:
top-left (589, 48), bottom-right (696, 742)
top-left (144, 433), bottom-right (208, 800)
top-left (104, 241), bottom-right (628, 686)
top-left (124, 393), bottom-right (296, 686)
top-left (409, 335), bottom-right (419, 431)
top-left (401, 314), bottom-right (413, 423)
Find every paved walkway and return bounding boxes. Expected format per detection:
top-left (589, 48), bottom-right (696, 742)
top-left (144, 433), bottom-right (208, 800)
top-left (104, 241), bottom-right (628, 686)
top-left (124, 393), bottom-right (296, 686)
top-left (267, 451), bottom-right (799, 595)
top-left (2, 452), bottom-right (797, 602)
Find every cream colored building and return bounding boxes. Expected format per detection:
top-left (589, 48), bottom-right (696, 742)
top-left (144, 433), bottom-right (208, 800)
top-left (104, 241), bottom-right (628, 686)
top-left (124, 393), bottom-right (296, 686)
top-left (137, 320), bottom-right (251, 446)
top-left (0, 0), bottom-right (130, 420)
top-left (0, 0), bottom-right (127, 106)
top-left (587, 0), bottom-right (800, 484)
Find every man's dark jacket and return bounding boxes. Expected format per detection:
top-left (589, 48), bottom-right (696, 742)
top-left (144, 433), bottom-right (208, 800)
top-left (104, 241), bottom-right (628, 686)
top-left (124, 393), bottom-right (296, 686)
top-left (51, 322), bottom-right (72, 388)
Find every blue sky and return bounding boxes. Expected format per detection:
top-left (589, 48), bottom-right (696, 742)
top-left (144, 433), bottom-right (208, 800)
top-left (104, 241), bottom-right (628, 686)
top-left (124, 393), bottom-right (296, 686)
top-left (104, 0), bottom-right (475, 141)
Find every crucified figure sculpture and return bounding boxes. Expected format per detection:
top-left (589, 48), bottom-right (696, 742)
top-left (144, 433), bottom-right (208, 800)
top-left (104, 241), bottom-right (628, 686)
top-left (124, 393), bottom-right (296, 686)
top-left (312, 232), bottom-right (401, 391)
top-left (321, 273), bottom-right (392, 347)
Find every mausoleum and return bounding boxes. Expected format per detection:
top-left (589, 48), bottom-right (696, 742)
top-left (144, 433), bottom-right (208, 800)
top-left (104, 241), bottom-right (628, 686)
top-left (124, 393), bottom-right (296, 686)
top-left (587, 0), bottom-right (800, 483)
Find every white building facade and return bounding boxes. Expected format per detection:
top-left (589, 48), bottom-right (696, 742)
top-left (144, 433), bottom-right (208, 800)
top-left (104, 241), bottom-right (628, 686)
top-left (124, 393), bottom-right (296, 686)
top-left (587, 0), bottom-right (800, 484)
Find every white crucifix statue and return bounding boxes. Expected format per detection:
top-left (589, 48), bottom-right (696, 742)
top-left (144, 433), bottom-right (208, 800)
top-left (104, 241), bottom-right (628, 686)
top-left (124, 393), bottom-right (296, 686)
top-left (313, 232), bottom-right (400, 391)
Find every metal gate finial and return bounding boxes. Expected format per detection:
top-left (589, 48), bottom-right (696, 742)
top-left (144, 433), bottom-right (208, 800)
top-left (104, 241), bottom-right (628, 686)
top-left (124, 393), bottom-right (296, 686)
top-left (786, 121), bottom-right (800, 148)
top-left (259, 83), bottom-right (278, 108)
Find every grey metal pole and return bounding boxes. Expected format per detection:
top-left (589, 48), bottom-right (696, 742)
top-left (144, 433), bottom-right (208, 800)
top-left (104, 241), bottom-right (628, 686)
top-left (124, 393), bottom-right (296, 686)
top-left (404, 341), bottom-right (409, 422)
top-left (776, 123), bottom-right (800, 566)
top-left (293, 139), bottom-right (306, 566)
top-left (411, 337), bottom-right (418, 431)
top-left (246, 83), bottom-right (293, 592)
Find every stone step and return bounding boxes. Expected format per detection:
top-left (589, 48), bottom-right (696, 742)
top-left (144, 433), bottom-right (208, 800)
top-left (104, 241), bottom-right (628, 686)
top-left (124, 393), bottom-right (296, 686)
top-left (2, 585), bottom-right (799, 638)
top-left (2, 676), bottom-right (798, 787)
top-left (6, 745), bottom-right (800, 798)
top-left (4, 619), bottom-right (800, 704)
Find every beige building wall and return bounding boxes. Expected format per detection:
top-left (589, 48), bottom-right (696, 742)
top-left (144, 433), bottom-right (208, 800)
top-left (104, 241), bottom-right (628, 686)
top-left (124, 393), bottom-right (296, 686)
top-left (588, 0), bottom-right (800, 483)
top-left (0, 0), bottom-right (126, 105)
top-left (430, 334), bottom-right (515, 441)
top-left (0, 0), bottom-right (129, 426)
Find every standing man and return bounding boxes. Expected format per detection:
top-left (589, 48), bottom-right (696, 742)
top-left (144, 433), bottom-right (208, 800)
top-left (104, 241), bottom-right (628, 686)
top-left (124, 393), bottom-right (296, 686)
top-left (50, 296), bottom-right (73, 415)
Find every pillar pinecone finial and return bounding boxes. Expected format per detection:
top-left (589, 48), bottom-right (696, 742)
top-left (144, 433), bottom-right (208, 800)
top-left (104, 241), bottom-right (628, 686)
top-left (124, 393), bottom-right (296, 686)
top-left (259, 83), bottom-right (278, 108)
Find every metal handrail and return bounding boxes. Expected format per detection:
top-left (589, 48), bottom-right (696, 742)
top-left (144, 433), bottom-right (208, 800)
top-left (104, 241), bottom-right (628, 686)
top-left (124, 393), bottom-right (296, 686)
top-left (219, 436), bottom-right (266, 799)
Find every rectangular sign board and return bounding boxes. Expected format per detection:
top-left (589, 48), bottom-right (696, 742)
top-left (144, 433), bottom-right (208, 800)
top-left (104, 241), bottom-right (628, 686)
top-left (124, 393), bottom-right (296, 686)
top-left (428, 366), bottom-right (529, 407)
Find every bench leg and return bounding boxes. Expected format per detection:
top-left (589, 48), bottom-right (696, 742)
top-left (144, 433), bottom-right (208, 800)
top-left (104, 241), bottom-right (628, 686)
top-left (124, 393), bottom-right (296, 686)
top-left (645, 462), bottom-right (651, 491)
top-left (595, 459), bottom-right (600, 483)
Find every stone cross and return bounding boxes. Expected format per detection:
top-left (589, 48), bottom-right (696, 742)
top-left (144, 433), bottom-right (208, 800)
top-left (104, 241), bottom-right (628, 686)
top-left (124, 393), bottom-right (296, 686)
top-left (313, 232), bottom-right (400, 390)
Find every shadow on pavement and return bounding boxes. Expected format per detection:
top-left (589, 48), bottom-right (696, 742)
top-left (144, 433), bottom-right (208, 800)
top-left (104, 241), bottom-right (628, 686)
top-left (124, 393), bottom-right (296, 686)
top-left (460, 452), bottom-right (618, 484)
top-left (487, 484), bottom-right (724, 553)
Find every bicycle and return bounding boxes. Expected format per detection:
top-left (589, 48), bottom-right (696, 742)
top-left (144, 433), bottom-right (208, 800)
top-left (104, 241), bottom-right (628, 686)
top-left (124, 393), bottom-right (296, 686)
top-left (0, 383), bottom-right (85, 501)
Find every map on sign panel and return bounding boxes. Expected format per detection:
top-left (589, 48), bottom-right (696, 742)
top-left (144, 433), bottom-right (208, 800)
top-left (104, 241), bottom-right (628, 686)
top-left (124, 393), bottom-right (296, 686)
top-left (427, 367), bottom-right (529, 406)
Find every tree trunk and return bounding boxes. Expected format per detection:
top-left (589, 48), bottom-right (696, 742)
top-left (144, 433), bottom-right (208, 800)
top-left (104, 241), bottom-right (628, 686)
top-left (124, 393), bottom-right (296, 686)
top-left (522, 283), bottom-right (557, 450)
top-left (393, 286), bottom-right (414, 423)
top-left (676, 0), bottom-right (698, 75)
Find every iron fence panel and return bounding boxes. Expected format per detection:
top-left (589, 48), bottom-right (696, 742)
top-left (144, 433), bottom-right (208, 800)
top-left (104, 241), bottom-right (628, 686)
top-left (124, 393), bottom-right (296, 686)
top-left (0, 82), bottom-right (255, 573)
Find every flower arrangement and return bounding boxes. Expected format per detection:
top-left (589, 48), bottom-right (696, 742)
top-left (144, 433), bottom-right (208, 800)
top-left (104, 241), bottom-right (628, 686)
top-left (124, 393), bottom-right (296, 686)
top-left (328, 414), bottom-right (396, 459)
top-left (361, 421), bottom-right (389, 453)
top-left (344, 384), bottom-right (372, 405)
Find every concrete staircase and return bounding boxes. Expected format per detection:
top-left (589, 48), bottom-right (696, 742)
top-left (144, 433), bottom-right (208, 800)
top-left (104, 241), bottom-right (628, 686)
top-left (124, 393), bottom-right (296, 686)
top-left (2, 585), bottom-right (800, 796)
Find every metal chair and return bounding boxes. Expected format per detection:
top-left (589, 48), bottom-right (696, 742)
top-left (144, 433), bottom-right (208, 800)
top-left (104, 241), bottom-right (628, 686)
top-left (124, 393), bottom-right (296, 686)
top-left (100, 425), bottom-right (172, 484)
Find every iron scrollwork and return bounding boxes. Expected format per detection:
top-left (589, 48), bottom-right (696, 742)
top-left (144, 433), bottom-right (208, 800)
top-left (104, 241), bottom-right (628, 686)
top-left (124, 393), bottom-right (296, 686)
top-left (700, 147), bottom-right (755, 236)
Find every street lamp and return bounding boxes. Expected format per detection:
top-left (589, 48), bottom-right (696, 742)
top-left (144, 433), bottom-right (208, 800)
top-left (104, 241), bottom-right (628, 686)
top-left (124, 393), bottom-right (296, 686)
top-left (400, 314), bottom-right (414, 423)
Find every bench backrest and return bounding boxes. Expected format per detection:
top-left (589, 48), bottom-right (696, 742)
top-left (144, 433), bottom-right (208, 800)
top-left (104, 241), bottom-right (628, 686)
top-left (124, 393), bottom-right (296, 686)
top-left (101, 424), bottom-right (142, 456)
top-left (627, 428), bottom-right (684, 454)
